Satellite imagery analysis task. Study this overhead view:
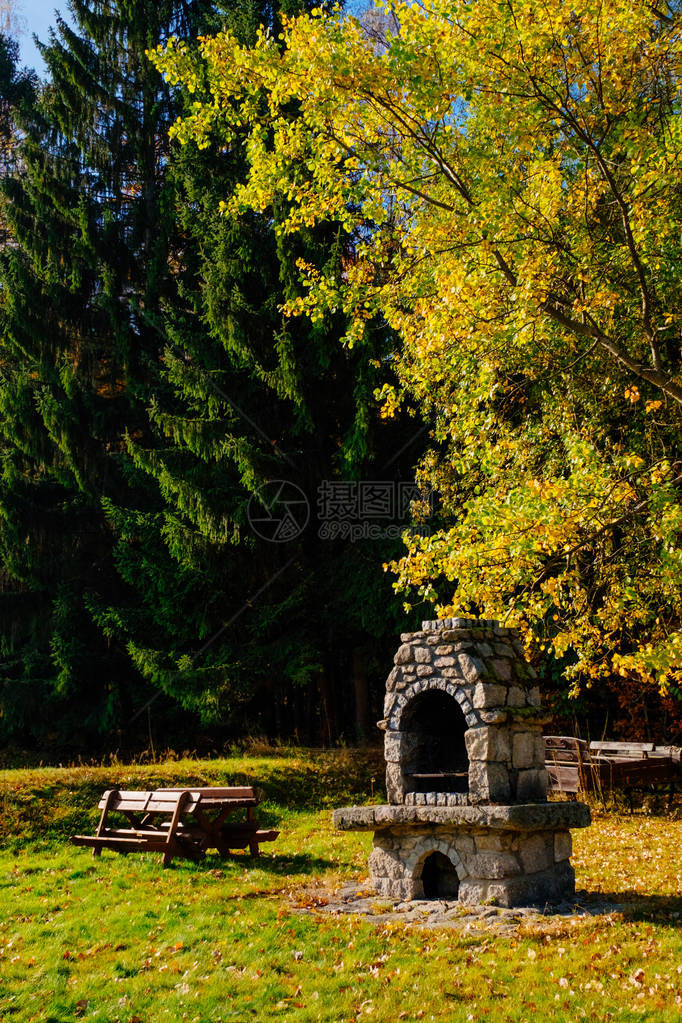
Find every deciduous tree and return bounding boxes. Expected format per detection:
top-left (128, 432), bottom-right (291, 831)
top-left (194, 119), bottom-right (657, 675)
top-left (153, 0), bottom-right (682, 698)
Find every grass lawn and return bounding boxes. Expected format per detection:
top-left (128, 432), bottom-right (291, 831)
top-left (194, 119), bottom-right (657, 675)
top-left (1, 751), bottom-right (682, 1022)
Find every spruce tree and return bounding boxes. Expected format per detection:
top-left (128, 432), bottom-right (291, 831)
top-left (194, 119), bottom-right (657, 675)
top-left (95, 2), bottom-right (429, 743)
top-left (0, 0), bottom-right (428, 751)
top-left (0, 1), bottom-right (216, 750)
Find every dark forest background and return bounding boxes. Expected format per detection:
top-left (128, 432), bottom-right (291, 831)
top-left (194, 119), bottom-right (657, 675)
top-left (1, 0), bottom-right (680, 763)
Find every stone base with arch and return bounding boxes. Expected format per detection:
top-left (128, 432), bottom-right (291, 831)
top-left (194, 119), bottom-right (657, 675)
top-left (338, 802), bottom-right (587, 906)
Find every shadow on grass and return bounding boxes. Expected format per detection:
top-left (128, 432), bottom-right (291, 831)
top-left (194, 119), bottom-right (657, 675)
top-left (178, 850), bottom-right (339, 877)
top-left (579, 889), bottom-right (682, 926)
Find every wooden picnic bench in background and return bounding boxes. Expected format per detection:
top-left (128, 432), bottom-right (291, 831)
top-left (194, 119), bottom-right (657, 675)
top-left (545, 735), bottom-right (680, 806)
top-left (72, 786), bottom-right (279, 867)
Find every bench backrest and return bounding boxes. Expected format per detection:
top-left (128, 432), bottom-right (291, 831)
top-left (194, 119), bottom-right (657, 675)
top-left (544, 736), bottom-right (590, 763)
top-left (544, 736), bottom-right (592, 793)
top-left (589, 741), bottom-right (654, 759)
top-left (153, 787), bottom-right (256, 799)
top-left (589, 741), bottom-right (681, 763)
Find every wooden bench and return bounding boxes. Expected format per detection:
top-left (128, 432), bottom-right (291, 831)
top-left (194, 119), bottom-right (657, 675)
top-left (72, 786), bottom-right (279, 867)
top-left (545, 736), bottom-right (679, 805)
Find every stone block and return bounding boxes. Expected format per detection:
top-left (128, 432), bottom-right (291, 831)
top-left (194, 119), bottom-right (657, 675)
top-left (395, 643), bottom-right (414, 665)
top-left (495, 728), bottom-right (512, 762)
top-left (467, 761), bottom-right (489, 801)
top-left (458, 880), bottom-right (489, 905)
top-left (440, 667), bottom-right (464, 679)
top-left (466, 851), bottom-right (521, 879)
top-left (554, 831), bottom-right (572, 862)
top-left (465, 725), bottom-right (510, 763)
top-left (476, 642), bottom-right (494, 657)
top-left (473, 834), bottom-right (504, 852)
top-left (469, 761), bottom-right (511, 804)
top-left (479, 709), bottom-right (508, 725)
top-left (415, 646), bottom-right (432, 664)
top-left (369, 847), bottom-right (404, 880)
top-left (386, 666), bottom-right (402, 691)
top-left (384, 731), bottom-right (401, 763)
top-left (519, 833), bottom-right (552, 873)
top-left (491, 658), bottom-right (512, 681)
top-left (459, 653), bottom-right (486, 683)
top-left (486, 762), bottom-right (512, 802)
top-left (507, 686), bottom-right (526, 707)
top-left (435, 645), bottom-right (454, 656)
top-left (465, 726), bottom-right (489, 761)
top-left (514, 662), bottom-right (528, 681)
top-left (473, 683), bottom-right (508, 709)
top-left (527, 686), bottom-right (541, 707)
top-left (494, 642), bottom-right (515, 658)
top-left (506, 861), bottom-right (575, 906)
top-left (441, 629), bottom-right (471, 643)
top-left (434, 656), bottom-right (456, 668)
top-left (516, 767), bottom-right (548, 802)
top-left (372, 876), bottom-right (392, 896)
top-left (512, 731), bottom-right (535, 769)
top-left (533, 733), bottom-right (546, 767)
top-left (398, 879), bottom-right (420, 900)
top-left (417, 664), bottom-right (434, 677)
top-left (385, 762), bottom-right (405, 803)
top-left (384, 732), bottom-right (421, 765)
top-left (454, 834), bottom-right (475, 855)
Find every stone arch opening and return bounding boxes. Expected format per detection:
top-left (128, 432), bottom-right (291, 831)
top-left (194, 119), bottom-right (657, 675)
top-left (401, 688), bottom-right (469, 794)
top-left (419, 851), bottom-right (460, 899)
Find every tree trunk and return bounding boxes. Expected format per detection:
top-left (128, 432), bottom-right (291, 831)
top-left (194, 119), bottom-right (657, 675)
top-left (317, 670), bottom-right (336, 745)
top-left (352, 645), bottom-right (370, 744)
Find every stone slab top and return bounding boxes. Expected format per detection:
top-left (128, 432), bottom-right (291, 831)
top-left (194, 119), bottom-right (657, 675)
top-left (333, 801), bottom-right (591, 832)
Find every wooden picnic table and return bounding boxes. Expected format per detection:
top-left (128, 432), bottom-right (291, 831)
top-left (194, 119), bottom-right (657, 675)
top-left (545, 736), bottom-right (679, 806)
top-left (72, 786), bottom-right (279, 867)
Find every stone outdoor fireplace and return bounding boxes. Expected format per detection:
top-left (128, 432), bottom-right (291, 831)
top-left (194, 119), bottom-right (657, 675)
top-left (334, 619), bottom-right (591, 907)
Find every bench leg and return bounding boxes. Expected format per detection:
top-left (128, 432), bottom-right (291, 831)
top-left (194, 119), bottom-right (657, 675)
top-left (92, 789), bottom-right (119, 858)
top-left (162, 791), bottom-right (191, 867)
top-left (247, 808), bottom-right (259, 857)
